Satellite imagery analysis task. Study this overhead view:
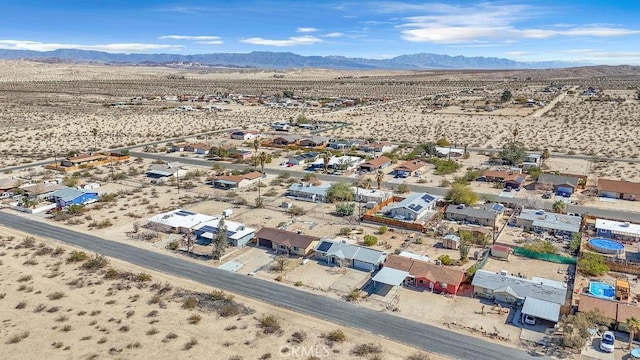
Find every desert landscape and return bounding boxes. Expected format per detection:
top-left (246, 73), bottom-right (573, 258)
top-left (0, 227), bottom-right (436, 360)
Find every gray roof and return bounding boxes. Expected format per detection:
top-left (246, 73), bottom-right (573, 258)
top-left (287, 183), bottom-right (330, 196)
top-left (518, 209), bottom-right (581, 233)
top-left (316, 240), bottom-right (386, 265)
top-left (387, 193), bottom-right (436, 215)
top-left (147, 162), bottom-right (184, 176)
top-left (50, 187), bottom-right (94, 202)
top-left (471, 269), bottom-right (567, 305)
top-left (446, 202), bottom-right (504, 220)
top-left (522, 297), bottom-right (562, 322)
top-left (537, 173), bottom-right (579, 188)
top-left (371, 267), bottom-right (409, 286)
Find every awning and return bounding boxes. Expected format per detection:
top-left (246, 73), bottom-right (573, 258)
top-left (522, 297), bottom-right (561, 322)
top-left (371, 267), bottom-right (409, 287)
top-left (215, 180), bottom-right (237, 185)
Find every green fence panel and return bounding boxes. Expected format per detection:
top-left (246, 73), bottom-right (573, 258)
top-left (513, 247), bottom-right (576, 264)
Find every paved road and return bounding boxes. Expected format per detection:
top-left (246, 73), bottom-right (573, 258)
top-left (0, 211), bottom-right (545, 360)
top-left (131, 151), bottom-right (640, 222)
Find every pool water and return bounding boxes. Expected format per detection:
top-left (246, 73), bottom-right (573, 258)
top-left (589, 281), bottom-right (615, 299)
top-left (589, 238), bottom-right (625, 255)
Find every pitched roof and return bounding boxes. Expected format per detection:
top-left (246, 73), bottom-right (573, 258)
top-left (597, 179), bottom-right (640, 195)
top-left (394, 160), bottom-right (425, 172)
top-left (255, 227), bottom-right (319, 249)
top-left (388, 193), bottom-right (436, 215)
top-left (384, 255), bottom-right (465, 286)
top-left (0, 177), bottom-right (20, 190)
top-left (517, 209), bottom-right (581, 233)
top-left (446, 202), bottom-right (504, 220)
top-left (537, 173), bottom-right (579, 188)
top-left (483, 170), bottom-right (525, 184)
top-left (315, 240), bottom-right (386, 264)
top-left (50, 187), bottom-right (96, 202)
top-left (361, 156), bottom-right (391, 168)
top-left (471, 269), bottom-right (567, 305)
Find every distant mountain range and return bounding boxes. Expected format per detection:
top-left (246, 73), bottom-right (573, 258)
top-left (0, 49), bottom-right (583, 70)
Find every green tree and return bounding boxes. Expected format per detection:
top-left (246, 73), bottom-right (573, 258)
top-left (63, 176), bottom-right (79, 187)
top-left (445, 183), bottom-right (478, 205)
top-left (437, 254), bottom-right (452, 265)
top-left (459, 243), bottom-right (470, 263)
top-left (396, 182), bottom-right (410, 194)
top-left (363, 234), bottom-right (378, 246)
top-left (436, 137), bottom-right (450, 147)
top-left (501, 90), bottom-right (512, 102)
top-left (211, 218), bottom-right (228, 260)
top-left (321, 152), bottom-right (331, 174)
top-left (552, 200), bottom-right (566, 214)
top-left (296, 114), bottom-right (309, 124)
top-left (335, 202), bottom-right (355, 217)
top-left (326, 182), bottom-right (355, 203)
top-left (569, 233), bottom-right (582, 253)
top-left (252, 139), bottom-right (260, 167)
top-left (528, 166), bottom-right (541, 179)
top-left (499, 141), bottom-right (527, 165)
top-left (578, 252), bottom-right (609, 276)
top-left (627, 317), bottom-right (640, 350)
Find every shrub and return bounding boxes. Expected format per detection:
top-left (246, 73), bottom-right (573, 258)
top-left (324, 329), bottom-right (346, 343)
top-left (187, 314), bottom-right (202, 324)
top-left (522, 239), bottom-right (556, 254)
top-left (258, 315), bottom-right (282, 334)
top-left (290, 331), bottom-right (306, 344)
top-left (406, 352), bottom-right (430, 360)
top-left (339, 227), bottom-right (352, 235)
top-left (182, 297), bottom-right (198, 309)
top-left (67, 250), bottom-right (88, 263)
top-left (82, 254), bottom-right (109, 270)
top-left (294, 281), bottom-right (303, 287)
top-left (167, 241), bottom-right (179, 251)
top-left (351, 343), bottom-right (382, 356)
top-left (378, 226), bottom-right (388, 235)
top-left (578, 253), bottom-right (609, 276)
top-left (183, 338), bottom-right (198, 350)
top-left (289, 205), bottom-right (306, 216)
top-left (47, 292), bottom-right (65, 300)
top-left (437, 254), bottom-right (452, 266)
top-left (363, 234), bottom-right (378, 246)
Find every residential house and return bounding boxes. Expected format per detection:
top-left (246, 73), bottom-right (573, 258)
top-left (578, 294), bottom-right (640, 332)
top-left (386, 193), bottom-right (437, 221)
top-left (21, 183), bottom-right (64, 199)
top-left (147, 209), bottom-right (215, 234)
top-left (328, 138), bottom-right (360, 150)
top-left (308, 156), bottom-right (362, 171)
top-left (597, 179), bottom-right (640, 201)
top-left (255, 227), bottom-right (320, 256)
top-left (358, 142), bottom-right (398, 154)
top-left (286, 183), bottom-right (330, 203)
top-left (352, 187), bottom-right (392, 204)
top-left (522, 153), bottom-right (542, 171)
top-left (358, 156), bottom-right (392, 173)
top-left (442, 234), bottom-right (460, 250)
top-left (272, 135), bottom-right (302, 146)
top-left (393, 160), bottom-right (425, 178)
top-left (377, 255), bottom-right (466, 294)
top-left (536, 173), bottom-right (580, 196)
top-left (61, 153), bottom-right (107, 168)
top-left (472, 269), bottom-right (568, 324)
top-left (288, 152), bottom-right (318, 166)
top-left (445, 203), bottom-right (505, 227)
top-left (490, 244), bottom-right (512, 260)
top-left (595, 219), bottom-right (640, 242)
top-left (49, 187), bottom-right (99, 208)
top-left (227, 148), bottom-right (253, 160)
top-left (146, 162), bottom-right (187, 180)
top-left (230, 130), bottom-right (259, 141)
top-left (481, 170), bottom-right (525, 189)
top-left (515, 209), bottom-right (581, 236)
top-left (170, 142), bottom-right (189, 152)
top-left (314, 240), bottom-right (387, 271)
top-left (271, 123), bottom-right (290, 132)
top-left (183, 142), bottom-right (210, 155)
top-left (213, 171), bottom-right (264, 190)
top-left (298, 136), bottom-right (329, 148)
top-left (435, 146), bottom-right (465, 158)
top-left (0, 177), bottom-right (20, 194)
top-left (193, 217), bottom-right (256, 247)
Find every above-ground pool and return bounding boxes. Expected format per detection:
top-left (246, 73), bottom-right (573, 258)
top-left (589, 238), bottom-right (625, 255)
top-left (589, 281), bottom-right (615, 300)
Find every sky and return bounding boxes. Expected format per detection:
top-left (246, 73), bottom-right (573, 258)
top-left (0, 0), bottom-right (638, 64)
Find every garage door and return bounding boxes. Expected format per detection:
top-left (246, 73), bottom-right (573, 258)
top-left (353, 260), bottom-right (374, 272)
top-left (258, 238), bottom-right (272, 248)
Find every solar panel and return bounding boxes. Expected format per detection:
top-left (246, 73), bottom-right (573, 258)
top-left (421, 194), bottom-right (434, 202)
top-left (316, 241), bottom-right (333, 253)
top-left (410, 204), bottom-right (423, 212)
top-left (176, 210), bottom-right (196, 216)
top-left (492, 203), bottom-right (504, 211)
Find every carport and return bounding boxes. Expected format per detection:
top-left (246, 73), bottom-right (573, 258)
top-left (521, 296), bottom-right (561, 323)
top-left (371, 267), bottom-right (409, 289)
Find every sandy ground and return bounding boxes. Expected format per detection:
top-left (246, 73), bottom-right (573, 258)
top-left (0, 226), bottom-right (438, 360)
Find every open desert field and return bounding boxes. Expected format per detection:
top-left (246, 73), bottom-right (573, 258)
top-left (0, 226), bottom-right (437, 360)
top-left (1, 61), bottom-right (640, 179)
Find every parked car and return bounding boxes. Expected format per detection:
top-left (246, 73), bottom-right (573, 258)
top-left (542, 192), bottom-right (552, 199)
top-left (599, 331), bottom-right (615, 353)
top-left (523, 314), bottom-right (536, 325)
top-left (504, 187), bottom-right (512, 192)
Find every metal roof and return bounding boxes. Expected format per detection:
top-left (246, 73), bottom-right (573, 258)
top-left (596, 218), bottom-right (640, 236)
top-left (316, 240), bottom-right (386, 265)
top-left (371, 267), bottom-right (409, 287)
top-left (50, 187), bottom-right (95, 202)
top-left (518, 209), bottom-right (581, 233)
top-left (522, 297), bottom-right (562, 322)
top-left (537, 173), bottom-right (579, 188)
top-left (471, 270), bottom-right (567, 305)
top-left (287, 183), bottom-right (331, 196)
top-left (387, 192), bottom-right (436, 215)
top-left (446, 202), bottom-right (504, 220)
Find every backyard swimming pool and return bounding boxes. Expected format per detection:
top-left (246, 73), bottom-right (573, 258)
top-left (589, 238), bottom-right (625, 255)
top-left (589, 281), bottom-right (615, 300)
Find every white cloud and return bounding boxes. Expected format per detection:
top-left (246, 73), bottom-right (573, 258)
top-left (159, 35), bottom-right (222, 41)
top-left (505, 51), bottom-right (531, 56)
top-left (241, 35), bottom-right (322, 47)
top-left (0, 40), bottom-right (182, 53)
top-left (396, 3), bottom-right (639, 44)
top-left (296, 27), bottom-right (318, 33)
top-left (195, 40), bottom-right (224, 45)
top-left (323, 32), bottom-right (344, 38)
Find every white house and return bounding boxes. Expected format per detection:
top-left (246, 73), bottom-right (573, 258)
top-left (387, 193), bottom-right (437, 221)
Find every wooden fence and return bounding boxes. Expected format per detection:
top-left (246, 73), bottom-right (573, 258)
top-left (360, 196), bottom-right (442, 233)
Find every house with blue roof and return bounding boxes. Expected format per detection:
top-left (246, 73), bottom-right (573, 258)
top-left (49, 187), bottom-right (99, 208)
top-left (386, 193), bottom-right (437, 221)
